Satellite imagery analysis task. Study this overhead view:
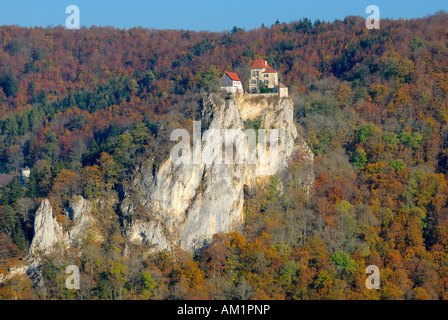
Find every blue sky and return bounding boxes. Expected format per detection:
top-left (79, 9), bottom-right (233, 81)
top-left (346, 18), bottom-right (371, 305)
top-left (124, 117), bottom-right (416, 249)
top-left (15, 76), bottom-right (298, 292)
top-left (0, 0), bottom-right (447, 31)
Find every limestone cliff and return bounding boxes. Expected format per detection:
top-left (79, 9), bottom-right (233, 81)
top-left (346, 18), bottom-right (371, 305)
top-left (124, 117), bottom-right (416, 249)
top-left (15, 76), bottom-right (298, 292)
top-left (1, 92), bottom-right (314, 284)
top-left (28, 195), bottom-right (98, 256)
top-left (28, 199), bottom-right (64, 256)
top-left (0, 196), bottom-right (98, 284)
top-left (122, 93), bottom-right (314, 251)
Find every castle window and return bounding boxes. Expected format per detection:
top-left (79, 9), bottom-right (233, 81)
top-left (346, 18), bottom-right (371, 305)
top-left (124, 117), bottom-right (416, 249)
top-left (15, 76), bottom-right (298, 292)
top-left (253, 71), bottom-right (259, 77)
top-left (264, 80), bottom-right (269, 85)
top-left (251, 80), bottom-right (257, 84)
top-left (264, 74), bottom-right (269, 77)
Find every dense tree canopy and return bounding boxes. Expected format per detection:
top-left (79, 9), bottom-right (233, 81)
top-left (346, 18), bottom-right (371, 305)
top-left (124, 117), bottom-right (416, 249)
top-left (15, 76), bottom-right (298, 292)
top-left (2, 12), bottom-right (448, 299)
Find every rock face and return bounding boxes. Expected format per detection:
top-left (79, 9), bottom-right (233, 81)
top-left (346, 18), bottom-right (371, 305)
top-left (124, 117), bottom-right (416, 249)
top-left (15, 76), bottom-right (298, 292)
top-left (28, 196), bottom-right (96, 258)
top-left (1, 196), bottom-right (97, 285)
top-left (66, 196), bottom-right (96, 246)
top-left (28, 199), bottom-right (64, 256)
top-left (1, 93), bottom-right (314, 284)
top-left (122, 93), bottom-right (314, 251)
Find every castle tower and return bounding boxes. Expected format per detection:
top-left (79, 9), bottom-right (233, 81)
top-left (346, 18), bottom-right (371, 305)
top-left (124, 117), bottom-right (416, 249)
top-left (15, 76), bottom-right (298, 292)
top-left (21, 166), bottom-right (30, 178)
top-left (249, 59), bottom-right (279, 93)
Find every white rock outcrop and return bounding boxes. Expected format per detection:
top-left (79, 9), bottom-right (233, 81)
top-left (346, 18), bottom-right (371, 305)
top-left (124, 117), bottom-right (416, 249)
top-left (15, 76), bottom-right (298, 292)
top-left (1, 93), bottom-right (315, 285)
top-left (28, 199), bottom-right (64, 256)
top-left (1, 196), bottom-right (97, 285)
top-left (66, 195), bottom-right (96, 246)
top-left (122, 93), bottom-right (314, 251)
top-left (28, 196), bottom-right (97, 257)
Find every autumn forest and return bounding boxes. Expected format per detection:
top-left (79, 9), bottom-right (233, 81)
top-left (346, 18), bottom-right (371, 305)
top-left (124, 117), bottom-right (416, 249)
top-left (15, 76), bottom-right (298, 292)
top-left (1, 12), bottom-right (448, 299)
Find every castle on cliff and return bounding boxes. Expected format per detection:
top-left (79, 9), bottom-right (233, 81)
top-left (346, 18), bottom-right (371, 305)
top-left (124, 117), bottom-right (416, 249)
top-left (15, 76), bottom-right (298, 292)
top-left (220, 58), bottom-right (288, 98)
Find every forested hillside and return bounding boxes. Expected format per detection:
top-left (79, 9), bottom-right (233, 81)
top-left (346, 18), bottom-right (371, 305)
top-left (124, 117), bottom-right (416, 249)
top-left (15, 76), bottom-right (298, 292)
top-left (1, 12), bottom-right (448, 299)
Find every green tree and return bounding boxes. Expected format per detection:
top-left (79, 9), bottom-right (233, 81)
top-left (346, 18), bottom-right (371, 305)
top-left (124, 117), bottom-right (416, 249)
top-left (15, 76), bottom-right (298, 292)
top-left (398, 132), bottom-right (422, 149)
top-left (199, 65), bottom-right (220, 92)
top-left (352, 148), bottom-right (367, 168)
top-left (9, 177), bottom-right (23, 204)
top-left (97, 152), bottom-right (120, 184)
top-left (390, 159), bottom-right (406, 171)
top-left (139, 271), bottom-right (156, 299)
top-left (0, 69), bottom-right (18, 97)
top-left (18, 114), bottom-right (29, 136)
top-left (114, 132), bottom-right (137, 166)
top-left (1, 206), bottom-right (26, 252)
top-left (130, 121), bottom-right (150, 146)
top-left (356, 124), bottom-right (381, 144)
top-left (80, 165), bottom-right (106, 200)
top-left (383, 133), bottom-right (398, 146)
top-left (259, 82), bottom-right (273, 93)
top-left (231, 26), bottom-right (243, 34)
top-left (280, 261), bottom-right (299, 285)
top-left (331, 251), bottom-right (358, 277)
top-left (3, 116), bottom-right (19, 143)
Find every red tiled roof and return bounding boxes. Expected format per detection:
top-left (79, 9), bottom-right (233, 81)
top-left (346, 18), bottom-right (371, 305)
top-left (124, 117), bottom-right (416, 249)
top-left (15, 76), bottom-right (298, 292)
top-left (279, 83), bottom-right (287, 88)
top-left (226, 72), bottom-right (241, 81)
top-left (251, 59), bottom-right (271, 69)
top-left (262, 67), bottom-right (277, 73)
top-left (0, 174), bottom-right (19, 187)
